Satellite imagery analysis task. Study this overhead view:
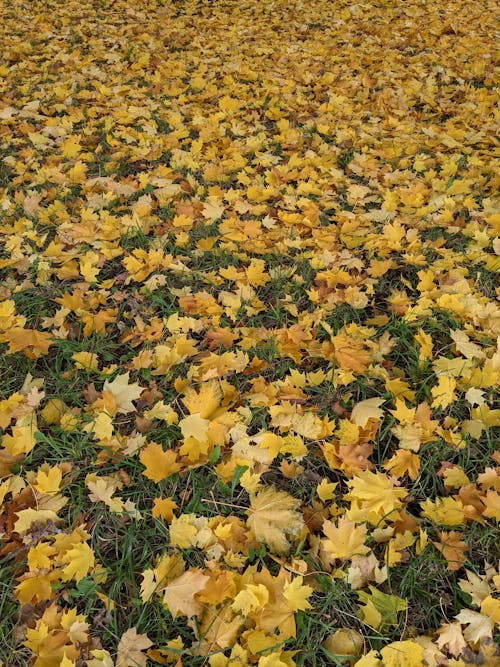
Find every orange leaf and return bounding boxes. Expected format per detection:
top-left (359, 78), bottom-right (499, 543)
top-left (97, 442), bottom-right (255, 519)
top-left (140, 443), bottom-right (181, 483)
top-left (433, 531), bottom-right (468, 571)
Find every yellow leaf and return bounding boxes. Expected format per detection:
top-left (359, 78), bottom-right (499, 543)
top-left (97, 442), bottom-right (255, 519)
top-left (345, 471), bottom-right (406, 525)
top-left (436, 622), bottom-right (467, 657)
top-left (2, 415), bottom-right (38, 455)
top-left (433, 531), bottom-right (468, 571)
top-left (459, 571), bottom-right (491, 607)
top-left (116, 628), bottom-right (152, 667)
top-left (27, 542), bottom-right (57, 570)
top-left (60, 136), bottom-right (82, 158)
top-left (383, 449), bottom-right (420, 480)
top-left (143, 401), bottom-right (178, 423)
top-left (14, 508), bottom-right (60, 534)
top-left (415, 329), bottom-right (433, 364)
top-left (350, 398), bottom-right (384, 428)
top-left (246, 487), bottom-right (304, 553)
top-left (140, 442), bottom-right (181, 483)
top-left (357, 587), bottom-right (407, 631)
top-left (380, 640), bottom-right (424, 667)
top-left (72, 351), bottom-right (99, 371)
top-left (86, 412), bottom-right (114, 441)
top-left (168, 515), bottom-right (199, 548)
top-left (79, 251), bottom-right (100, 282)
top-left (257, 652), bottom-right (291, 667)
top-left (421, 497), bottom-right (466, 526)
top-left (283, 576), bottom-right (312, 611)
top-left (15, 573), bottom-right (53, 604)
top-left (60, 653), bottom-right (77, 667)
top-left (231, 583), bottom-right (269, 615)
top-left (103, 372), bottom-right (143, 414)
top-left (34, 466), bottom-right (62, 495)
top-left (202, 198), bottom-right (225, 221)
top-left (182, 380), bottom-right (222, 418)
top-left (162, 569), bottom-right (209, 618)
top-left (431, 375), bottom-right (457, 410)
top-left (332, 333), bottom-right (371, 374)
top-left (86, 474), bottom-right (124, 512)
top-left (321, 517), bottom-right (370, 561)
top-left (455, 609), bottom-right (494, 643)
top-left (480, 596), bottom-right (500, 624)
top-left (450, 329), bottom-right (486, 360)
top-left (152, 496), bottom-right (177, 523)
top-left (353, 650), bottom-right (381, 666)
top-left (0, 392), bottom-right (24, 429)
top-left (317, 479), bottom-right (337, 501)
top-left (323, 629), bottom-right (363, 658)
top-left (60, 542), bottom-right (95, 582)
top-left (179, 413), bottom-right (210, 441)
top-left (87, 649), bottom-right (114, 667)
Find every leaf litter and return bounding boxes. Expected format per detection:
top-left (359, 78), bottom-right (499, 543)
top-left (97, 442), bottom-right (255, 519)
top-left (0, 0), bottom-right (498, 665)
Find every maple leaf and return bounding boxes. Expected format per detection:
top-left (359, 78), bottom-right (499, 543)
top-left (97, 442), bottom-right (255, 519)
top-left (350, 398), bottom-right (384, 428)
top-left (323, 629), bottom-right (363, 659)
top-left (384, 449), bottom-right (420, 480)
top-left (182, 380), bottom-right (222, 418)
top-left (455, 609), bottom-right (494, 644)
top-left (34, 466), bottom-right (63, 495)
top-left (152, 496), bottom-right (177, 523)
top-left (202, 198), bottom-right (225, 221)
top-left (282, 576), bottom-right (312, 611)
top-left (246, 487), bottom-right (304, 553)
top-left (352, 650), bottom-right (381, 666)
top-left (331, 333), bottom-right (371, 373)
top-left (87, 650), bottom-right (115, 667)
top-left (436, 621), bottom-right (467, 657)
top-left (232, 583), bottom-right (269, 614)
top-left (480, 596), bottom-right (500, 624)
top-left (433, 531), bottom-right (468, 571)
top-left (321, 517), bottom-right (370, 561)
top-left (116, 628), bottom-right (152, 667)
top-left (178, 413), bottom-right (210, 441)
top-left (86, 474), bottom-right (125, 512)
top-left (0, 328), bottom-right (53, 358)
top-left (102, 373), bottom-right (143, 414)
top-left (162, 569), bottom-right (209, 618)
top-left (431, 375), bottom-right (457, 410)
top-left (60, 542), bottom-right (96, 582)
top-left (14, 508), bottom-right (60, 534)
top-left (140, 442), bottom-right (181, 482)
top-left (345, 470), bottom-right (407, 525)
top-left (2, 415), bottom-right (39, 455)
top-left (379, 640), bottom-right (424, 667)
top-left (421, 496), bottom-right (466, 526)
top-left (459, 570), bottom-right (491, 607)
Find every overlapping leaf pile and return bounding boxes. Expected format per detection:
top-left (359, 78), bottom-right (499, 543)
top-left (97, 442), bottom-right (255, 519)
top-left (0, 0), bottom-right (498, 665)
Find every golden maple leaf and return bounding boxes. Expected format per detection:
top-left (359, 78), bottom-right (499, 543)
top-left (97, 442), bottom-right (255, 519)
top-left (345, 470), bottom-right (407, 525)
top-left (60, 542), bottom-right (95, 582)
top-left (321, 517), bottom-right (370, 561)
top-left (379, 640), bottom-right (424, 667)
top-left (139, 442), bottom-right (181, 483)
top-left (246, 487), bottom-right (304, 553)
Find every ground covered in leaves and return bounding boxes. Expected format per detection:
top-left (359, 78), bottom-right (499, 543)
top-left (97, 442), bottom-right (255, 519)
top-left (0, 0), bottom-right (499, 665)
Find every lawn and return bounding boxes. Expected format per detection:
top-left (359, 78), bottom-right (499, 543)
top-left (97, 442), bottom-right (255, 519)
top-left (0, 0), bottom-right (498, 665)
